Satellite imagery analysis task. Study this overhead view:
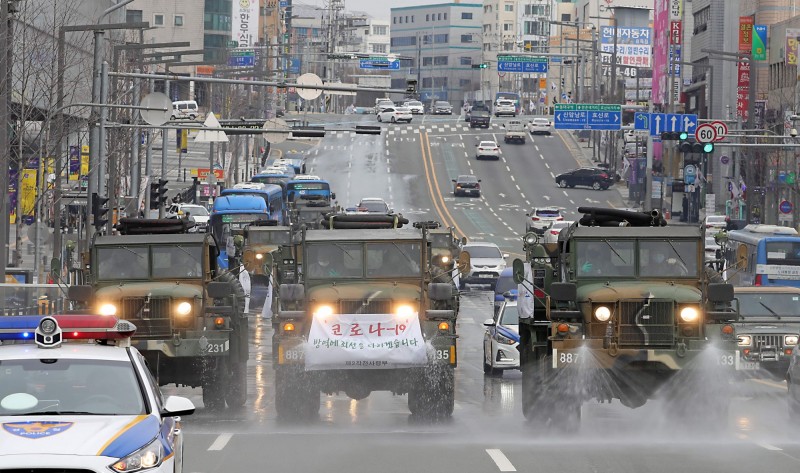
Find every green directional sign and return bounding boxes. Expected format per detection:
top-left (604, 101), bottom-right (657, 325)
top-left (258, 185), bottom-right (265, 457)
top-left (227, 40), bottom-right (238, 48)
top-left (497, 56), bottom-right (548, 63)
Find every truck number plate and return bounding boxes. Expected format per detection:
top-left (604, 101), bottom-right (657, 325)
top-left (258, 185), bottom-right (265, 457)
top-left (553, 350), bottom-right (581, 368)
top-left (207, 342), bottom-right (228, 353)
top-left (717, 354), bottom-right (735, 366)
top-left (282, 348), bottom-right (305, 363)
top-left (738, 360), bottom-right (760, 370)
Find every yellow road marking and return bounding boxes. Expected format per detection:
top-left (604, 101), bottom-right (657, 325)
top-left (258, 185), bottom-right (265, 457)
top-left (419, 131), bottom-right (468, 239)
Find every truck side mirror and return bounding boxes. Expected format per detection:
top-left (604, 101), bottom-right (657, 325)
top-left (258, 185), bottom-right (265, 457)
top-left (512, 259), bottom-right (525, 284)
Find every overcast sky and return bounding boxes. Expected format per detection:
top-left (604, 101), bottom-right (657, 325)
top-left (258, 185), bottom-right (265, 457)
top-left (297, 0), bottom-right (420, 20)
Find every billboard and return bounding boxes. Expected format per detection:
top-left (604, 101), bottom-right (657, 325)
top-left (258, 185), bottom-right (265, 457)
top-left (752, 25), bottom-right (767, 61)
top-left (232, 0), bottom-right (258, 49)
top-left (737, 17), bottom-right (754, 119)
top-left (600, 27), bottom-right (652, 67)
top-left (786, 29), bottom-right (800, 65)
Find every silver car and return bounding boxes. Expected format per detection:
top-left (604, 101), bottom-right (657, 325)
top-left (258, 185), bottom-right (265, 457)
top-left (459, 242), bottom-right (508, 289)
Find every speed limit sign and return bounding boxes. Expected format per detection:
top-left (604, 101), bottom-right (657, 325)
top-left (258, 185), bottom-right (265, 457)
top-left (695, 123), bottom-right (717, 143)
top-left (710, 120), bottom-right (728, 141)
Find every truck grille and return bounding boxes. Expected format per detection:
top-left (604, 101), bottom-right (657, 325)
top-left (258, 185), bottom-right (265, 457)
top-left (339, 299), bottom-right (394, 315)
top-left (617, 299), bottom-right (675, 347)
top-left (753, 335), bottom-right (783, 349)
top-left (120, 297), bottom-right (172, 338)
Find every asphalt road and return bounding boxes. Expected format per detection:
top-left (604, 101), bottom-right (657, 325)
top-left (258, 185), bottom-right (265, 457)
top-left (165, 112), bottom-right (798, 473)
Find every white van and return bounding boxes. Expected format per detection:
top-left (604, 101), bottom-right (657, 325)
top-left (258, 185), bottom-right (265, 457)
top-left (171, 100), bottom-right (199, 120)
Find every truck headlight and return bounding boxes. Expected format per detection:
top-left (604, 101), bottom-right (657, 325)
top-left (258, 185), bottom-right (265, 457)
top-left (785, 335), bottom-right (799, 346)
top-left (312, 304), bottom-right (334, 317)
top-left (738, 335), bottom-right (752, 346)
top-left (99, 303), bottom-right (117, 316)
top-left (394, 304), bottom-right (415, 318)
top-left (255, 253), bottom-right (264, 260)
top-left (594, 306), bottom-right (611, 322)
top-left (175, 301), bottom-right (193, 316)
top-left (110, 437), bottom-right (163, 472)
top-left (679, 307), bottom-right (699, 323)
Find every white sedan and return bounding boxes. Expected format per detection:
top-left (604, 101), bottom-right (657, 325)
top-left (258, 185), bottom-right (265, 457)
top-left (476, 140), bottom-right (500, 160)
top-left (0, 314), bottom-right (196, 473)
top-left (528, 117), bottom-right (552, 135)
top-left (377, 106), bottom-right (413, 123)
top-left (543, 220), bottom-right (575, 246)
top-left (483, 300), bottom-right (520, 375)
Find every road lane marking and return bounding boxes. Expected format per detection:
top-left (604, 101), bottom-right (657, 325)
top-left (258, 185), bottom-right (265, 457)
top-left (549, 171), bottom-right (555, 178)
top-left (506, 165), bottom-right (510, 172)
top-left (563, 190), bottom-right (569, 196)
top-left (606, 200), bottom-right (617, 208)
top-left (544, 162), bottom-right (550, 169)
top-left (419, 131), bottom-right (467, 239)
top-left (486, 449), bottom-right (516, 472)
top-left (570, 199), bottom-right (575, 205)
top-left (208, 433), bottom-right (233, 451)
top-left (510, 175), bottom-right (515, 181)
top-left (534, 145), bottom-right (539, 152)
top-left (757, 442), bottom-right (782, 451)
top-left (520, 193), bottom-right (526, 199)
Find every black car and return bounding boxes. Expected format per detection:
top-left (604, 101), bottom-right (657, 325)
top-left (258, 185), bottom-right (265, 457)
top-left (453, 175), bottom-right (481, 197)
top-left (432, 101), bottom-right (453, 115)
top-left (554, 167), bottom-right (614, 190)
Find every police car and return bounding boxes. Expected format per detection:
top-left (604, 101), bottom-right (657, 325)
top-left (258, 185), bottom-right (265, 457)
top-left (482, 299), bottom-right (521, 375)
top-left (0, 314), bottom-right (195, 472)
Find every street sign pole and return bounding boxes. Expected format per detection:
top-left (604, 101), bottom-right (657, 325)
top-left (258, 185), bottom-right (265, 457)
top-left (645, 98), bottom-right (655, 213)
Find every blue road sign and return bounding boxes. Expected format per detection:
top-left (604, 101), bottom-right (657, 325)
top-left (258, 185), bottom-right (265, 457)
top-left (553, 104), bottom-right (622, 130)
top-left (359, 59), bottom-right (400, 70)
top-left (780, 200), bottom-right (793, 214)
top-left (646, 113), bottom-right (698, 136)
top-left (497, 61), bottom-right (548, 73)
top-left (634, 112), bottom-right (649, 130)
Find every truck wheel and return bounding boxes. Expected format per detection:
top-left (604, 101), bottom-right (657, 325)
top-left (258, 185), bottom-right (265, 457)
top-left (275, 366), bottom-right (319, 421)
top-left (408, 364), bottom-right (455, 421)
top-left (225, 360), bottom-right (248, 408)
top-left (202, 359), bottom-right (226, 410)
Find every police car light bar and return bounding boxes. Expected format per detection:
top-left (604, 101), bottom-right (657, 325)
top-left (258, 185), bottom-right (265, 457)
top-left (0, 315), bottom-right (137, 344)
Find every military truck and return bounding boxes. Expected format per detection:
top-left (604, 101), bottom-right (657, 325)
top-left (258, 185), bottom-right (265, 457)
top-left (513, 207), bottom-right (739, 430)
top-left (68, 218), bottom-right (249, 409)
top-left (273, 213), bottom-right (462, 420)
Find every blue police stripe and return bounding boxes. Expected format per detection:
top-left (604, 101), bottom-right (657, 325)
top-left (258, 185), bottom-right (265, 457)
top-left (497, 325), bottom-right (520, 344)
top-left (100, 415), bottom-right (161, 458)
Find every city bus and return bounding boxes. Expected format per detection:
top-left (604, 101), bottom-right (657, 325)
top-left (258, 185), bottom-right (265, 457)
top-left (221, 183), bottom-right (286, 225)
top-left (495, 92), bottom-right (521, 114)
top-left (722, 224), bottom-right (800, 287)
top-left (210, 194), bottom-right (272, 269)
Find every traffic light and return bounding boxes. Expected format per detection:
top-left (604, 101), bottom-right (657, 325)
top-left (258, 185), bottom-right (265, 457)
top-left (91, 193), bottom-right (109, 231)
top-left (149, 182), bottom-right (159, 210)
top-left (157, 179), bottom-right (169, 207)
top-left (471, 63), bottom-right (487, 69)
top-left (560, 78), bottom-right (565, 88)
top-left (405, 78), bottom-right (418, 94)
top-left (678, 138), bottom-right (714, 154)
top-left (661, 131), bottom-right (688, 140)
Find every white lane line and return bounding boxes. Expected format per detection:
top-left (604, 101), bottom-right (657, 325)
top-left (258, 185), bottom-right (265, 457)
top-left (569, 199), bottom-right (575, 205)
top-left (510, 175), bottom-right (515, 181)
top-left (534, 145), bottom-right (539, 152)
top-left (525, 200), bottom-right (531, 205)
top-left (515, 184), bottom-right (521, 190)
top-left (757, 442), bottom-right (783, 451)
top-left (549, 171), bottom-right (555, 178)
top-left (539, 154), bottom-right (544, 160)
top-left (520, 193), bottom-right (526, 199)
top-left (506, 165), bottom-right (511, 172)
top-left (563, 190), bottom-right (569, 196)
top-left (486, 449), bottom-right (516, 472)
top-left (208, 433), bottom-right (233, 451)
top-left (544, 162), bottom-right (550, 169)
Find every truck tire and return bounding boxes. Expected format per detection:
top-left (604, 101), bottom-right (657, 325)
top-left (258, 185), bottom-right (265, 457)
top-left (225, 359), bottom-right (248, 408)
top-left (214, 270), bottom-right (248, 408)
top-left (275, 366), bottom-right (320, 421)
top-left (202, 358), bottom-right (226, 410)
top-left (408, 364), bottom-right (455, 421)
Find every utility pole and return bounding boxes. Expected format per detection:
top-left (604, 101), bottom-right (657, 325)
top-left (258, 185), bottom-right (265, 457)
top-left (0, 0), bottom-right (12, 279)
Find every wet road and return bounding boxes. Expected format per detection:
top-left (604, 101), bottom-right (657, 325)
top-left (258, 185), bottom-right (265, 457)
top-left (169, 113), bottom-right (799, 472)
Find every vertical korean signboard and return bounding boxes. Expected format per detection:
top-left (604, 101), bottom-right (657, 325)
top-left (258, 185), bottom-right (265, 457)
top-left (737, 16), bottom-right (754, 120)
top-left (752, 25), bottom-right (767, 61)
top-left (232, 0), bottom-right (258, 67)
top-left (652, 0), bottom-right (669, 106)
top-left (786, 29), bottom-right (800, 65)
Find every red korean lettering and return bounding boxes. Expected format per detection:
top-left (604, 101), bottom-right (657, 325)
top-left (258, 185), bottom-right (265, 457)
top-left (369, 323), bottom-right (386, 337)
top-left (349, 323), bottom-right (363, 336)
top-left (331, 324), bottom-right (342, 336)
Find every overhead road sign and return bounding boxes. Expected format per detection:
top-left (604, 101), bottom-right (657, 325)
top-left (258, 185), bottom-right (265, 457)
top-left (497, 56), bottom-right (548, 73)
top-left (553, 104), bottom-right (622, 131)
top-left (359, 58), bottom-right (400, 70)
top-left (634, 112), bottom-right (698, 136)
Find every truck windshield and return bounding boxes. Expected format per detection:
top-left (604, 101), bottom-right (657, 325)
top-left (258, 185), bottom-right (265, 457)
top-left (249, 230), bottom-right (291, 245)
top-left (736, 292), bottom-right (800, 317)
top-left (96, 247), bottom-right (150, 280)
top-left (366, 242), bottom-right (422, 277)
top-left (576, 240), bottom-right (635, 277)
top-left (639, 240), bottom-right (698, 277)
top-left (152, 245), bottom-right (203, 279)
top-left (306, 243), bottom-right (363, 279)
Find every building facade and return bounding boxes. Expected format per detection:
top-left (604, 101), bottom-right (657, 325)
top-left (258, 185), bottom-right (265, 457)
top-left (481, 0), bottom-right (522, 96)
top-left (389, 2), bottom-right (482, 105)
top-left (354, 18), bottom-right (391, 55)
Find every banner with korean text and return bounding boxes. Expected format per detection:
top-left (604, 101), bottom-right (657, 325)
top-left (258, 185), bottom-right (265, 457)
top-left (786, 29), bottom-right (800, 65)
top-left (600, 26), bottom-right (652, 67)
top-left (752, 25), bottom-right (767, 61)
top-left (737, 17), bottom-right (754, 119)
top-left (231, 0), bottom-right (258, 48)
top-left (305, 314), bottom-right (428, 370)
top-left (652, 0), bottom-right (669, 106)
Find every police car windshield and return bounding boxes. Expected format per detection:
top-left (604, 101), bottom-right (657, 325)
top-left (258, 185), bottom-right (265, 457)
top-left (0, 359), bottom-right (146, 416)
top-left (499, 305), bottom-right (519, 326)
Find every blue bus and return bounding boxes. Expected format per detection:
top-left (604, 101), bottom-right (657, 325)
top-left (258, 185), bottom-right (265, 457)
top-left (210, 194), bottom-right (272, 269)
top-left (722, 224), bottom-right (800, 287)
top-left (251, 169), bottom-right (293, 200)
top-left (495, 92), bottom-right (521, 114)
top-left (221, 183), bottom-right (286, 225)
top-left (286, 176), bottom-right (334, 207)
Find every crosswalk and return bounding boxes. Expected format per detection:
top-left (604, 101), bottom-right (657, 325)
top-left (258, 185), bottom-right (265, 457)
top-left (324, 123), bottom-right (559, 138)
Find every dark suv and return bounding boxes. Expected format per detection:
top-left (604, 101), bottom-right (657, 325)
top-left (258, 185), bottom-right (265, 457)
top-left (554, 167), bottom-right (614, 190)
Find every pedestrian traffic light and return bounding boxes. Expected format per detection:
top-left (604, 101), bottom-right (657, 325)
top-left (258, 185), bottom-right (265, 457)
top-left (661, 131), bottom-right (688, 140)
top-left (157, 179), bottom-right (169, 207)
top-left (91, 193), bottom-right (109, 231)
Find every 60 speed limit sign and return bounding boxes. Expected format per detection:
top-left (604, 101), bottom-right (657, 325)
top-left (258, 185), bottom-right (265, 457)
top-left (695, 123), bottom-right (717, 143)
